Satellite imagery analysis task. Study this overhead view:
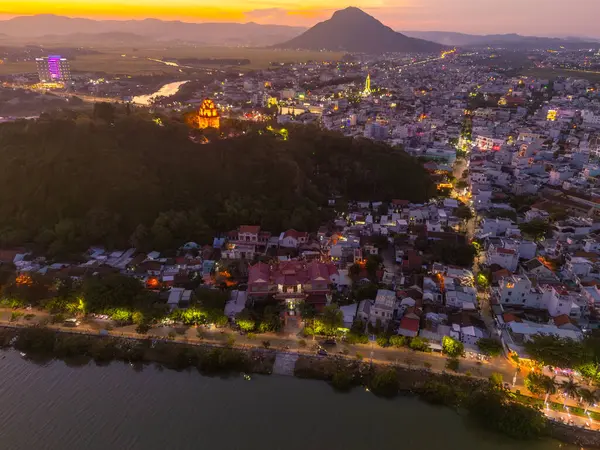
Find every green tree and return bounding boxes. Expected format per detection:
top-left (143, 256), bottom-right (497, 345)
top-left (442, 336), bottom-right (464, 358)
top-left (525, 371), bottom-right (546, 396)
top-left (82, 274), bottom-right (147, 313)
top-left (519, 219), bottom-right (552, 242)
top-left (348, 264), bottom-right (361, 283)
top-left (523, 334), bottom-right (585, 369)
top-left (476, 338), bottom-right (503, 357)
top-left (320, 304), bottom-right (343, 336)
top-left (431, 241), bottom-right (477, 267)
top-left (560, 377), bottom-right (579, 404)
top-left (93, 102), bottom-right (115, 123)
top-left (365, 255), bottom-right (382, 281)
top-left (467, 387), bottom-right (546, 439)
top-left (454, 205), bottom-right (473, 221)
top-left (541, 375), bottom-right (557, 404)
top-left (578, 388), bottom-right (597, 414)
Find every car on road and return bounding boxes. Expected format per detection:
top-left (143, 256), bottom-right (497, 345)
top-left (63, 318), bottom-right (80, 327)
top-left (321, 339), bottom-right (336, 347)
top-left (317, 348), bottom-right (328, 356)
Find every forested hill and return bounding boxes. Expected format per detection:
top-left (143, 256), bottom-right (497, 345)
top-left (0, 113), bottom-right (434, 255)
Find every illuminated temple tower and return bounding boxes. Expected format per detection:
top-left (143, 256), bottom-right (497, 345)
top-left (198, 99), bottom-right (220, 129)
top-left (362, 73), bottom-right (372, 97)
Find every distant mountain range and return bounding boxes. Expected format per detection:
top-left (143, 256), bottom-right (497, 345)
top-left (275, 7), bottom-right (444, 53)
top-left (1, 13), bottom-right (597, 51)
top-left (0, 14), bottom-right (305, 46)
top-left (402, 31), bottom-right (600, 49)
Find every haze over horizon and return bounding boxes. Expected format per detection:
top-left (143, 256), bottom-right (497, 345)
top-left (1, 1), bottom-right (599, 38)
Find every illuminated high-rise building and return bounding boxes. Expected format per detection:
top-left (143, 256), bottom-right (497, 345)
top-left (35, 55), bottom-right (71, 83)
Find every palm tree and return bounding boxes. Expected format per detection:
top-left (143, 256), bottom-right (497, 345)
top-left (578, 388), bottom-right (597, 414)
top-left (560, 377), bottom-right (580, 407)
top-left (542, 375), bottom-right (557, 404)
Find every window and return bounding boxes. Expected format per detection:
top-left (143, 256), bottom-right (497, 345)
top-left (523, 299), bottom-right (526, 303)
top-left (521, 293), bottom-right (525, 297)
top-left (508, 291), bottom-right (512, 296)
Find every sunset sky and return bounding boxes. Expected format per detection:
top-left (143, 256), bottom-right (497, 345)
top-left (1, 0), bottom-right (598, 37)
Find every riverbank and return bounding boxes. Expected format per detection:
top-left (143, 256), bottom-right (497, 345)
top-left (1, 324), bottom-right (597, 448)
top-left (0, 326), bottom-right (274, 375)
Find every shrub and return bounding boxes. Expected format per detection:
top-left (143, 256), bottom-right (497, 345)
top-left (345, 332), bottom-right (368, 345)
top-left (24, 313), bottom-right (35, 321)
top-left (50, 313), bottom-right (65, 324)
top-left (409, 337), bottom-right (429, 352)
top-left (376, 335), bottom-right (389, 348)
top-left (226, 335), bottom-right (236, 348)
top-left (262, 340), bottom-right (271, 349)
top-left (356, 352), bottom-right (364, 360)
top-left (331, 370), bottom-right (353, 392)
top-left (423, 362), bottom-right (432, 370)
top-left (213, 314), bottom-right (229, 328)
top-left (370, 369), bottom-right (400, 398)
top-left (489, 372), bottom-right (503, 388)
top-left (10, 311), bottom-right (24, 322)
top-left (467, 388), bottom-right (546, 439)
top-left (247, 333), bottom-right (256, 340)
top-left (298, 339), bottom-right (307, 347)
top-left (135, 323), bottom-right (151, 334)
top-left (389, 335), bottom-right (407, 348)
top-left (445, 358), bottom-right (460, 372)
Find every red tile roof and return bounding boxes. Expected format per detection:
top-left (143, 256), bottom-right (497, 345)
top-left (239, 225), bottom-right (260, 234)
top-left (495, 247), bottom-right (516, 255)
top-left (553, 314), bottom-right (572, 327)
top-left (503, 313), bottom-right (522, 323)
top-left (283, 229), bottom-right (308, 240)
top-left (399, 316), bottom-right (420, 333)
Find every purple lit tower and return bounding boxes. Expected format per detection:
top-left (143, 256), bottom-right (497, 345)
top-left (36, 55), bottom-right (71, 83)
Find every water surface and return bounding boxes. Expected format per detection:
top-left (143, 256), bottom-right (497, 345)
top-left (0, 351), bottom-right (575, 450)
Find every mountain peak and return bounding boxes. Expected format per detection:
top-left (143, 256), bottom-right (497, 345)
top-left (332, 7), bottom-right (369, 17)
top-left (275, 7), bottom-right (444, 54)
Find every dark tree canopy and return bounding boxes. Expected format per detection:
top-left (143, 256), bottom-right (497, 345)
top-left (0, 112), bottom-right (434, 254)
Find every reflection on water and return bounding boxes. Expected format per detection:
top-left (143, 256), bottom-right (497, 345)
top-left (132, 80), bottom-right (189, 106)
top-left (0, 351), bottom-right (575, 450)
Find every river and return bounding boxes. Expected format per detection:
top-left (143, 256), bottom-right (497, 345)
top-left (132, 80), bottom-right (189, 106)
top-left (0, 351), bottom-right (575, 450)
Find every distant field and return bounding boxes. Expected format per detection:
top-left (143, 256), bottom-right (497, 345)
top-left (521, 67), bottom-right (600, 82)
top-left (0, 46), bottom-right (343, 76)
top-left (0, 61), bottom-right (36, 75)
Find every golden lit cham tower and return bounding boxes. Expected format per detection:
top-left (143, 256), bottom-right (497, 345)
top-left (362, 73), bottom-right (372, 97)
top-left (198, 98), bottom-right (220, 129)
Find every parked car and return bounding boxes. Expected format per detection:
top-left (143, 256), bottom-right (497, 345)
top-left (317, 348), bottom-right (328, 356)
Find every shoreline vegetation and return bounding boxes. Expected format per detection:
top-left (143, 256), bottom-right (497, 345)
top-left (1, 325), bottom-right (598, 448)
